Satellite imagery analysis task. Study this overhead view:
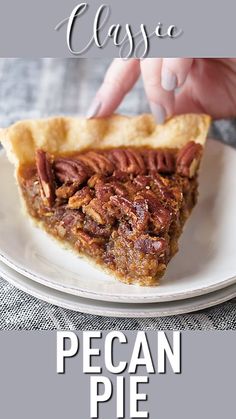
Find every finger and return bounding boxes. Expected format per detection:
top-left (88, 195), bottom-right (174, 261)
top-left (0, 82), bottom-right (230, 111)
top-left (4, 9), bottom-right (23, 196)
top-left (140, 58), bottom-right (175, 123)
top-left (161, 58), bottom-right (193, 91)
top-left (86, 59), bottom-right (140, 118)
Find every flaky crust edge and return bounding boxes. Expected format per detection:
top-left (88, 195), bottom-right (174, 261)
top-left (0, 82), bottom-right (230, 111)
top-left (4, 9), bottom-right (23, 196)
top-left (0, 113), bottom-right (210, 286)
top-left (0, 113), bottom-right (211, 168)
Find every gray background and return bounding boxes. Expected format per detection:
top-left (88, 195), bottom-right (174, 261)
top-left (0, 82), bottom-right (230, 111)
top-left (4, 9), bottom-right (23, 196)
top-left (0, 0), bottom-right (236, 57)
top-left (0, 58), bottom-right (236, 330)
top-left (0, 331), bottom-right (235, 418)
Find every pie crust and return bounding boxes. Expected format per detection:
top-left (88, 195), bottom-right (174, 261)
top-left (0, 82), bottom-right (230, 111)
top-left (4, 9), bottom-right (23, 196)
top-left (0, 113), bottom-right (210, 286)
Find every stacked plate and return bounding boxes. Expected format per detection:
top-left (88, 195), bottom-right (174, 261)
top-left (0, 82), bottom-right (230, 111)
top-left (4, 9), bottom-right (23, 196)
top-left (0, 139), bottom-right (236, 317)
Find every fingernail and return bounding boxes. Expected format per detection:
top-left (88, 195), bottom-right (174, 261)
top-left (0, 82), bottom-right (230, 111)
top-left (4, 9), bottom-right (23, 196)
top-left (161, 68), bottom-right (177, 91)
top-left (86, 98), bottom-right (101, 119)
top-left (150, 102), bottom-right (167, 124)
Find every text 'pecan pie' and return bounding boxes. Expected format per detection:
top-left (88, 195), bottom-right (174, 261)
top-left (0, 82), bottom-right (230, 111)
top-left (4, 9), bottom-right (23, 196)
top-left (0, 114), bottom-right (210, 286)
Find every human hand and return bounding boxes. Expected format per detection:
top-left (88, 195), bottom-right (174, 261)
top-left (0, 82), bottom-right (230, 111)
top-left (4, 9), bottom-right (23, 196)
top-left (86, 58), bottom-right (236, 123)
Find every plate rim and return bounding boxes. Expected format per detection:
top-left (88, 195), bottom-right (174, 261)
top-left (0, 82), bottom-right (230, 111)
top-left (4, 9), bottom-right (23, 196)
top-left (0, 259), bottom-right (236, 318)
top-left (0, 251), bottom-right (236, 304)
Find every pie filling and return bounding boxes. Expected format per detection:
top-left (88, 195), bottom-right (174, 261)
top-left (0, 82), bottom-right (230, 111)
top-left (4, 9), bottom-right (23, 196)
top-left (18, 142), bottom-right (202, 285)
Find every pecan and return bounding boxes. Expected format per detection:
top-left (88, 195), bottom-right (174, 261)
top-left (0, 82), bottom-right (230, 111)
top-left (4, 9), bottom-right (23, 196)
top-left (120, 180), bottom-right (138, 197)
top-left (126, 149), bottom-right (146, 174)
top-left (110, 195), bottom-right (132, 213)
top-left (110, 195), bottom-right (149, 232)
top-left (56, 181), bottom-right (81, 199)
top-left (83, 198), bottom-right (109, 225)
top-left (35, 150), bottom-right (55, 207)
top-left (134, 235), bottom-right (167, 255)
top-left (176, 142), bottom-right (203, 178)
top-left (157, 150), bottom-right (175, 173)
top-left (145, 150), bottom-right (175, 174)
top-left (145, 150), bottom-right (157, 172)
top-left (94, 183), bottom-right (113, 201)
top-left (109, 149), bottom-right (146, 175)
top-left (108, 181), bottom-right (128, 197)
top-left (138, 189), bottom-right (172, 232)
top-left (152, 174), bottom-right (176, 201)
top-left (94, 179), bottom-right (128, 201)
top-left (87, 174), bottom-right (103, 188)
top-left (77, 151), bottom-right (114, 175)
top-left (150, 204), bottom-right (172, 232)
top-left (67, 186), bottom-right (93, 209)
top-left (108, 149), bottom-right (127, 172)
top-left (54, 158), bottom-right (90, 184)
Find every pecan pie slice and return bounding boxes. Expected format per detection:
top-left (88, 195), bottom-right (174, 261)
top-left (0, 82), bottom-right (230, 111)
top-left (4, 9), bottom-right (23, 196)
top-left (0, 114), bottom-right (210, 286)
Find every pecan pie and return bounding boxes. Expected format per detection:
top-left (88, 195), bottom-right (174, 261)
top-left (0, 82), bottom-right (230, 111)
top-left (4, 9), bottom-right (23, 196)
top-left (0, 114), bottom-right (210, 285)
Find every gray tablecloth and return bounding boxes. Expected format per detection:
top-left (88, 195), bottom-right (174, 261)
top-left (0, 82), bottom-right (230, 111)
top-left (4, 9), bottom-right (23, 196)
top-left (0, 58), bottom-right (235, 330)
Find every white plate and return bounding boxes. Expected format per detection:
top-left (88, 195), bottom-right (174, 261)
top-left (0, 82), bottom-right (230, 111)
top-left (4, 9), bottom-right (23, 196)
top-left (0, 139), bottom-right (236, 303)
top-left (0, 258), bottom-right (236, 318)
